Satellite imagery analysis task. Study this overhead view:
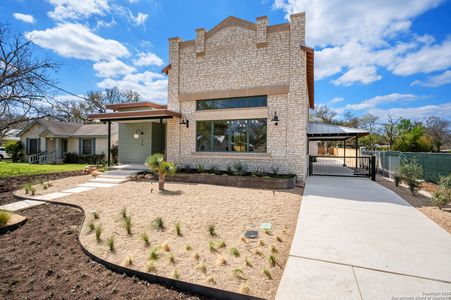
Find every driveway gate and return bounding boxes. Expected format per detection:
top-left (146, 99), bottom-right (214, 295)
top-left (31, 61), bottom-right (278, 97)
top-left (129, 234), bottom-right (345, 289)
top-left (309, 155), bottom-right (376, 181)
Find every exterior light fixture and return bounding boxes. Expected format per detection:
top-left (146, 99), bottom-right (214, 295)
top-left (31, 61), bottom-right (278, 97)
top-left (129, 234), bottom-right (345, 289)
top-left (134, 130), bottom-right (144, 139)
top-left (271, 111), bottom-right (280, 126)
top-left (180, 115), bottom-right (189, 128)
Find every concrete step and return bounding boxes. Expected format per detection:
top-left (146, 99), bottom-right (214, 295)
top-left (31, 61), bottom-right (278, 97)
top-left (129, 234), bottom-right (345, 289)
top-left (89, 177), bottom-right (129, 184)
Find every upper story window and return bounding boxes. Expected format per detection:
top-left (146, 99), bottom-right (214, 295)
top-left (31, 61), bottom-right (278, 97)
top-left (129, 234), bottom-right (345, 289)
top-left (196, 96), bottom-right (267, 110)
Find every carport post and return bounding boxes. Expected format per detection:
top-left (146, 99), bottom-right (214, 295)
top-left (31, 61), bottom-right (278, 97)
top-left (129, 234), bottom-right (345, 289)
top-left (343, 139), bottom-right (346, 166)
top-left (107, 121), bottom-right (111, 167)
top-left (355, 136), bottom-right (358, 169)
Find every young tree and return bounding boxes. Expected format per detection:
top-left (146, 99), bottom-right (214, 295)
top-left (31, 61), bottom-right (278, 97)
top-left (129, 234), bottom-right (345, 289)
top-left (393, 119), bottom-right (431, 152)
top-left (0, 23), bottom-right (57, 139)
top-left (146, 153), bottom-right (176, 190)
top-left (359, 113), bottom-right (379, 149)
top-left (310, 105), bottom-right (337, 124)
top-left (382, 114), bottom-right (401, 150)
top-left (425, 116), bottom-right (450, 152)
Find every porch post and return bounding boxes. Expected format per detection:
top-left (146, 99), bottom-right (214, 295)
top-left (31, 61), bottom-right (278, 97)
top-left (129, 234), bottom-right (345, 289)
top-left (355, 136), bottom-right (358, 169)
top-left (343, 139), bottom-right (346, 166)
top-left (107, 121), bottom-right (111, 167)
top-left (160, 118), bottom-right (164, 154)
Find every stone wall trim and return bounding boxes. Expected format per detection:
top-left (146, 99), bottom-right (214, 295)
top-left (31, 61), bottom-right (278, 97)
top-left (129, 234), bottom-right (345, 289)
top-left (179, 85), bottom-right (289, 101)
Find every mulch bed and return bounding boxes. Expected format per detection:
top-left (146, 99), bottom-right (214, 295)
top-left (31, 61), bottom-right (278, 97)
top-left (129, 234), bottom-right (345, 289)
top-left (0, 171), bottom-right (83, 205)
top-left (0, 203), bottom-right (200, 300)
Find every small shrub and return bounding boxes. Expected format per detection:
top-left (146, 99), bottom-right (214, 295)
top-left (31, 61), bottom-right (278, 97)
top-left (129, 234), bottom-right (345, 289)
top-left (244, 257), bottom-right (253, 267)
top-left (120, 207), bottom-right (127, 219)
top-left (91, 210), bottom-right (99, 219)
top-left (233, 268), bottom-right (245, 280)
top-left (432, 175), bottom-right (451, 210)
top-left (196, 262), bottom-right (207, 274)
top-left (0, 210), bottom-right (11, 226)
top-left (216, 255), bottom-right (227, 266)
top-left (149, 248), bottom-right (159, 261)
top-left (162, 242), bottom-right (171, 252)
top-left (171, 269), bottom-right (180, 280)
top-left (168, 253), bottom-right (176, 265)
top-left (185, 244), bottom-right (192, 251)
top-left (208, 224), bottom-right (216, 236)
top-left (123, 255), bottom-right (133, 266)
top-left (230, 247), bottom-right (240, 257)
top-left (141, 232), bottom-right (150, 247)
top-left (262, 268), bottom-right (272, 279)
top-left (270, 244), bottom-right (278, 254)
top-left (146, 262), bottom-right (156, 273)
top-left (152, 217), bottom-right (165, 230)
top-left (192, 252), bottom-right (200, 260)
top-left (400, 161), bottom-right (423, 195)
top-left (4, 140), bottom-right (24, 162)
top-left (123, 216), bottom-right (132, 235)
top-left (268, 255), bottom-right (276, 267)
top-left (95, 225), bottom-right (102, 241)
top-left (175, 222), bottom-right (182, 236)
top-left (106, 236), bottom-right (115, 252)
top-left (239, 283), bottom-right (250, 295)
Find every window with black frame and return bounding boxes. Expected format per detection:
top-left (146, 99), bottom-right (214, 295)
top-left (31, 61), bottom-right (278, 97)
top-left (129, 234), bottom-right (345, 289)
top-left (82, 139), bottom-right (92, 155)
top-left (196, 119), bottom-right (267, 153)
top-left (196, 96), bottom-right (267, 110)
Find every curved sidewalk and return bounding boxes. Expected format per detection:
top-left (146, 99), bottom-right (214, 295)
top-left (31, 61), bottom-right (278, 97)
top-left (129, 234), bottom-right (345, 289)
top-left (277, 176), bottom-right (451, 299)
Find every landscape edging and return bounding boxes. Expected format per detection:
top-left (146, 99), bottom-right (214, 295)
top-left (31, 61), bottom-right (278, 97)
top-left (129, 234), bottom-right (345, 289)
top-left (13, 193), bottom-right (264, 300)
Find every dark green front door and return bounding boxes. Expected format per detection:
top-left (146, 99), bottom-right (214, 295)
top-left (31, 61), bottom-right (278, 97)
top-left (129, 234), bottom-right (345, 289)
top-left (151, 122), bottom-right (166, 154)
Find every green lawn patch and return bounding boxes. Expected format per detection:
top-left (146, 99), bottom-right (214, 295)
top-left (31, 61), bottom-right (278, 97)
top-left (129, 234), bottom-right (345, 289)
top-left (0, 162), bottom-right (87, 178)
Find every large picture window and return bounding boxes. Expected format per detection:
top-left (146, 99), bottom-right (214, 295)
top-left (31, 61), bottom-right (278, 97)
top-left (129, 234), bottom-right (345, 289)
top-left (196, 119), bottom-right (267, 153)
top-left (196, 96), bottom-right (267, 110)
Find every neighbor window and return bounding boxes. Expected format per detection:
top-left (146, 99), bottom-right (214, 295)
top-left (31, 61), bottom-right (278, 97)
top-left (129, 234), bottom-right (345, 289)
top-left (28, 138), bottom-right (39, 154)
top-left (82, 139), bottom-right (93, 155)
top-left (196, 119), bottom-right (267, 152)
top-left (196, 96), bottom-right (267, 110)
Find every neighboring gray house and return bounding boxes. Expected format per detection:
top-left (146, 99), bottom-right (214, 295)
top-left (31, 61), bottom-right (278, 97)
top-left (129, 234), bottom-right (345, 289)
top-left (18, 119), bottom-right (118, 163)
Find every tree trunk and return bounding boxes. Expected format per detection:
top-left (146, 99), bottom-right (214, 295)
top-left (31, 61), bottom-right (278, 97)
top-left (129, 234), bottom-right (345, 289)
top-left (158, 171), bottom-right (165, 190)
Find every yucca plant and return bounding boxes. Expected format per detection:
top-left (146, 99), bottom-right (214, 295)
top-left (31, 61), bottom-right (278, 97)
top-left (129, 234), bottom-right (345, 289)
top-left (123, 215), bottom-right (132, 235)
top-left (146, 153), bottom-right (176, 190)
top-left (0, 210), bottom-right (11, 227)
top-left (141, 232), bottom-right (150, 247)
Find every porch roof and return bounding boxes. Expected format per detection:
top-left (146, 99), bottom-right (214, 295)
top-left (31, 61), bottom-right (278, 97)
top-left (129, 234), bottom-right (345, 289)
top-left (307, 122), bottom-right (369, 140)
top-left (88, 109), bottom-right (182, 122)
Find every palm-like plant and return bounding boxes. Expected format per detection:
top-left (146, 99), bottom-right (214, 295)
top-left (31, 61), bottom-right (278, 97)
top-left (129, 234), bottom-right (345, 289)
top-left (146, 153), bottom-right (176, 190)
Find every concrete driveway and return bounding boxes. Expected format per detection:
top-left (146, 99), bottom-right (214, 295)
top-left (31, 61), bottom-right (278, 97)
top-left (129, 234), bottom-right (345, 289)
top-left (277, 176), bottom-right (451, 300)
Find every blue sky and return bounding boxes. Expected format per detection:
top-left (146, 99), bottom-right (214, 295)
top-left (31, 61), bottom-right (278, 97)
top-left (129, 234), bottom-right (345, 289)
top-left (2, 0), bottom-right (451, 121)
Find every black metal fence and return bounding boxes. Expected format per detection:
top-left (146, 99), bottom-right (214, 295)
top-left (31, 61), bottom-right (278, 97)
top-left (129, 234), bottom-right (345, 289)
top-left (309, 156), bottom-right (376, 180)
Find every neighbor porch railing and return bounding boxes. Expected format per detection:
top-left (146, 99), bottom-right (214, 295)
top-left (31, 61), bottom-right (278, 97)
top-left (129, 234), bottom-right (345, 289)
top-left (28, 151), bottom-right (57, 164)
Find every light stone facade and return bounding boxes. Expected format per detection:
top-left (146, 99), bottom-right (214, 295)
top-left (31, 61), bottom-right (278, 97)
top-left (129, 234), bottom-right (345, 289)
top-left (166, 14), bottom-right (310, 182)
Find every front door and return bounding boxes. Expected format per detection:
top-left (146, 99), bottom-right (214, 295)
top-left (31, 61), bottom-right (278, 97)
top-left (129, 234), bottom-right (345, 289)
top-left (151, 122), bottom-right (166, 154)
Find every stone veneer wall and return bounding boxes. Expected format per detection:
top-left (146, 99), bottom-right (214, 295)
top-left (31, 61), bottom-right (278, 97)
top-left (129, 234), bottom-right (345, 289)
top-left (166, 13), bottom-right (309, 181)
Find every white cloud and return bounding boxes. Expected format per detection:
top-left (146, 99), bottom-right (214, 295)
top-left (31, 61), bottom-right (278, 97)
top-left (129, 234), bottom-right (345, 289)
top-left (96, 18), bottom-right (116, 29)
top-left (273, 0), bottom-right (447, 85)
top-left (338, 93), bottom-right (422, 112)
top-left (93, 59), bottom-right (135, 77)
top-left (369, 102), bottom-right (451, 120)
top-left (133, 52), bottom-right (164, 67)
top-left (391, 39), bottom-right (451, 75)
top-left (130, 12), bottom-right (148, 26)
top-left (97, 71), bottom-right (167, 103)
top-left (329, 97), bottom-right (344, 104)
top-left (48, 0), bottom-right (109, 21)
top-left (26, 23), bottom-right (129, 61)
top-left (411, 70), bottom-right (451, 88)
top-left (13, 13), bottom-right (36, 24)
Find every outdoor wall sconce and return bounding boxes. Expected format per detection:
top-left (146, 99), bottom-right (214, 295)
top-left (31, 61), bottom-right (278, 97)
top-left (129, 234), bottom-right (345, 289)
top-left (180, 115), bottom-right (189, 128)
top-left (271, 111), bottom-right (280, 126)
top-left (133, 130), bottom-right (144, 139)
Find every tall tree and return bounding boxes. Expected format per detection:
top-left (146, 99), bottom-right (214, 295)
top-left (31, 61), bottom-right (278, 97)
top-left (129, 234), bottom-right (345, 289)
top-left (382, 114), bottom-right (401, 150)
top-left (310, 105), bottom-right (337, 124)
top-left (393, 119), bottom-right (432, 152)
top-left (0, 23), bottom-right (57, 140)
top-left (359, 113), bottom-right (379, 149)
top-left (425, 116), bottom-right (450, 152)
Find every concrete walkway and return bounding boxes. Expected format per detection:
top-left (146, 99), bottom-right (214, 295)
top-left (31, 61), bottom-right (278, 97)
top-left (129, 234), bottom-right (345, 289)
top-left (277, 176), bottom-right (451, 300)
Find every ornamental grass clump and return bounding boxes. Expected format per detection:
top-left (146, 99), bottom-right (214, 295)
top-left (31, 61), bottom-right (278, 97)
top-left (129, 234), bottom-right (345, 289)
top-left (141, 232), bottom-right (150, 247)
top-left (91, 210), bottom-right (99, 220)
top-left (239, 283), bottom-right (250, 295)
top-left (0, 210), bottom-right (11, 227)
top-left (146, 262), bottom-right (156, 273)
top-left (233, 268), bottom-right (246, 280)
top-left (23, 182), bottom-right (32, 194)
top-left (216, 255), bottom-right (227, 266)
top-left (196, 262), bottom-right (207, 274)
top-left (185, 244), bottom-right (192, 251)
top-left (106, 236), bottom-right (115, 252)
top-left (168, 253), bottom-right (176, 265)
top-left (87, 222), bottom-right (95, 232)
top-left (149, 248), bottom-right (159, 261)
top-left (230, 247), bottom-right (240, 258)
top-left (192, 252), bottom-right (200, 261)
top-left (152, 217), bottom-right (165, 231)
top-left (262, 268), bottom-right (272, 279)
top-left (268, 254), bottom-right (277, 267)
top-left (208, 224), bottom-right (216, 236)
top-left (120, 207), bottom-right (127, 219)
top-left (432, 174), bottom-right (451, 210)
top-left (146, 153), bottom-right (176, 190)
top-left (123, 215), bottom-right (132, 235)
top-left (123, 255), bottom-right (133, 266)
top-left (175, 222), bottom-right (182, 236)
top-left (171, 269), bottom-right (180, 280)
top-left (95, 225), bottom-right (102, 242)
